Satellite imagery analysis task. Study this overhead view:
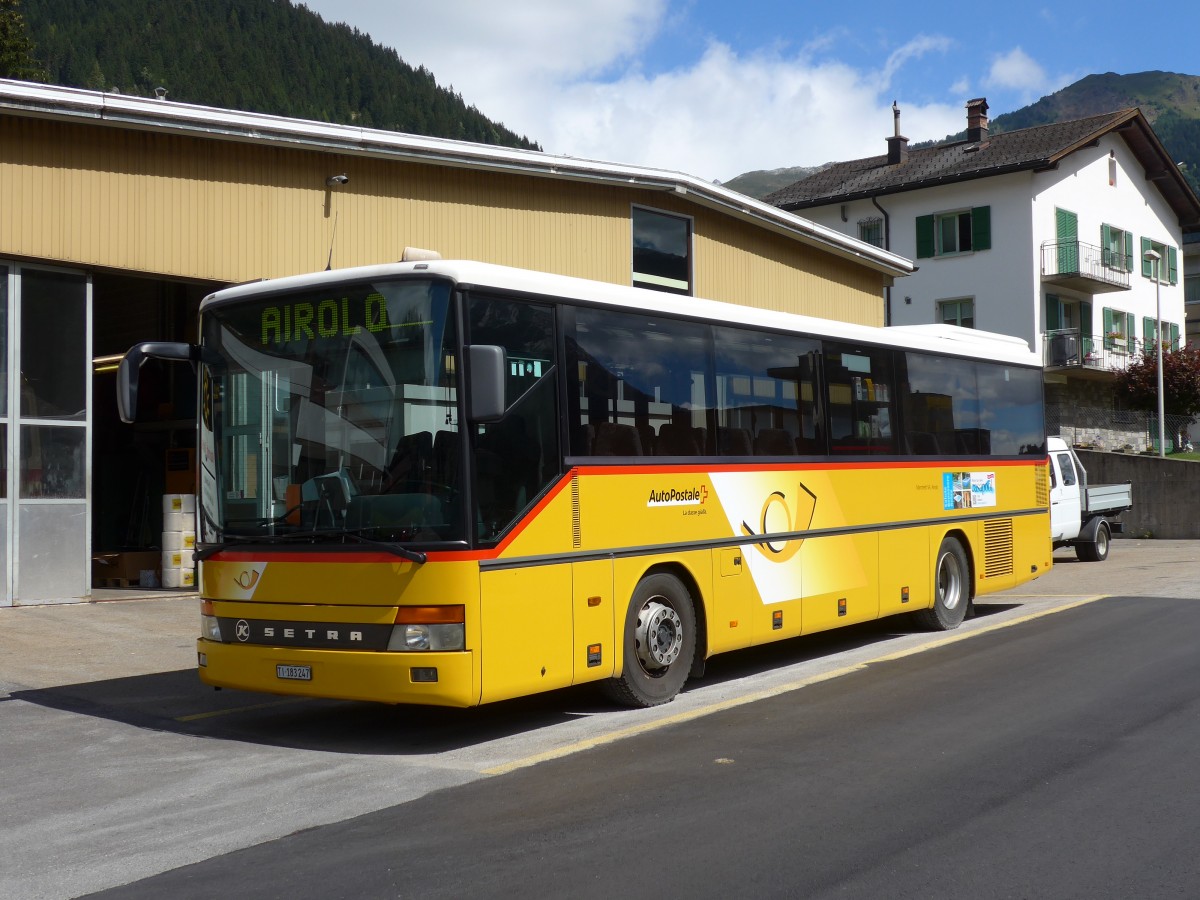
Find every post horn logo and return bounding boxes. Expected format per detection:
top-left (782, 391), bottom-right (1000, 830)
top-left (233, 569), bottom-right (261, 590)
top-left (740, 483), bottom-right (818, 563)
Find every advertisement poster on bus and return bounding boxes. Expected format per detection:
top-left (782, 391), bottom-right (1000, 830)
top-left (942, 471), bottom-right (996, 510)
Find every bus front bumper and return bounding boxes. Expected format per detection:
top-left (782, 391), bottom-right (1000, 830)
top-left (197, 639), bottom-right (477, 707)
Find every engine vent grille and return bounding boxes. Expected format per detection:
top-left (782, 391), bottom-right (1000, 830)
top-left (983, 518), bottom-right (1015, 578)
top-left (1036, 466), bottom-right (1049, 508)
top-left (572, 472), bottom-right (581, 548)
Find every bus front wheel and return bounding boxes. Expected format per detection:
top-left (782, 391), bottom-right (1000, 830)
top-left (604, 573), bottom-right (696, 708)
top-left (913, 536), bottom-right (970, 631)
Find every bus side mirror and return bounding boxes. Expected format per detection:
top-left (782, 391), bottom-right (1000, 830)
top-left (116, 341), bottom-right (200, 423)
top-left (467, 344), bottom-right (507, 423)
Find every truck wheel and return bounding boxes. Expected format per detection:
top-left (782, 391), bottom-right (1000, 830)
top-left (603, 573), bottom-right (696, 708)
top-left (1076, 522), bottom-right (1111, 562)
top-left (913, 536), bottom-right (970, 631)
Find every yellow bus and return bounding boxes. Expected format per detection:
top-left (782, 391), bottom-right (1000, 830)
top-left (118, 257), bottom-right (1050, 708)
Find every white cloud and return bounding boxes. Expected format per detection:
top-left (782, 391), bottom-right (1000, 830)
top-left (879, 35), bottom-right (954, 87)
top-left (544, 42), bottom-right (966, 179)
top-left (986, 47), bottom-right (1048, 94)
top-left (298, 2), bottom-right (973, 181)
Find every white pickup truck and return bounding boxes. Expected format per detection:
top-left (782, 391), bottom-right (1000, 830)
top-left (1048, 436), bottom-right (1133, 562)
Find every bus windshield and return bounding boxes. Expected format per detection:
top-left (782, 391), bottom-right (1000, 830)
top-left (198, 277), bottom-right (464, 544)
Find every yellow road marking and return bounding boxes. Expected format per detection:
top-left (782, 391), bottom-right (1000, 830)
top-left (483, 594), bottom-right (1109, 775)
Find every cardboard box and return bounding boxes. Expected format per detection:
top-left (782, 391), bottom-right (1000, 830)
top-left (92, 551), bottom-right (162, 586)
top-left (165, 448), bottom-right (196, 493)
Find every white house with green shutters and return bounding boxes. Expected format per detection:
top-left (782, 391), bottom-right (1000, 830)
top-left (767, 99), bottom-right (1200, 446)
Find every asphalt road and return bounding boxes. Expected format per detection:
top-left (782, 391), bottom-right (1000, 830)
top-left (2, 539), bottom-right (1198, 899)
top-left (89, 593), bottom-right (1200, 899)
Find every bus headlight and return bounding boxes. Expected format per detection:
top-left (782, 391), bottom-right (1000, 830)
top-left (388, 606), bottom-right (465, 651)
top-left (200, 601), bottom-right (223, 642)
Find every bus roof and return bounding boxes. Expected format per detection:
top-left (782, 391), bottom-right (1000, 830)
top-left (201, 259), bottom-right (1039, 367)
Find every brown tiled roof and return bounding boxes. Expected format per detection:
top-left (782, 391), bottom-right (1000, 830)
top-left (767, 108), bottom-right (1200, 226)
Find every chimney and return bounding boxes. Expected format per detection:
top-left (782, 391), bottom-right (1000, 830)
top-left (966, 97), bottom-right (989, 142)
top-left (886, 101), bottom-right (909, 164)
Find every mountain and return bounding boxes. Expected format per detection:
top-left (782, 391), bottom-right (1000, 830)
top-left (722, 165), bottom-right (824, 199)
top-left (726, 72), bottom-right (1200, 199)
top-left (953, 71), bottom-right (1200, 195)
top-left (15, 0), bottom-right (540, 150)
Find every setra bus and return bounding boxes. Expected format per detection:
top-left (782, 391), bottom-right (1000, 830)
top-left (117, 255), bottom-right (1050, 708)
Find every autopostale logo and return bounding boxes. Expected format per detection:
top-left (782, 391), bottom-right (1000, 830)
top-left (647, 485), bottom-right (708, 507)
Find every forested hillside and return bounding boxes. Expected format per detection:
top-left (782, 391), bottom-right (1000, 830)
top-left (15, 0), bottom-right (540, 149)
top-left (926, 72), bottom-right (1200, 195)
top-left (992, 72), bottom-right (1200, 194)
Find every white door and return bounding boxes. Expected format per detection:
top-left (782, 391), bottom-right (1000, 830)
top-left (1048, 450), bottom-right (1081, 542)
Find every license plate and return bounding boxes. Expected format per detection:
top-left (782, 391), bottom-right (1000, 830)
top-left (276, 664), bottom-right (312, 681)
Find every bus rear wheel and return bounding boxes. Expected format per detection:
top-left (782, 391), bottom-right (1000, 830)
top-left (913, 536), bottom-right (970, 631)
top-left (604, 573), bottom-right (696, 708)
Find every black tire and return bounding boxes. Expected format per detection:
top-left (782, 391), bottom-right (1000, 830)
top-left (603, 573), bottom-right (697, 708)
top-left (913, 536), bottom-right (970, 631)
top-left (1075, 522), bottom-right (1111, 562)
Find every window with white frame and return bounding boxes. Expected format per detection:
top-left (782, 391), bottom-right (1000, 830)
top-left (857, 217), bottom-right (883, 248)
top-left (1142, 316), bottom-right (1181, 351)
top-left (939, 298), bottom-right (974, 328)
top-left (915, 207), bottom-right (991, 258)
top-left (1102, 307), bottom-right (1135, 352)
top-left (1101, 224), bottom-right (1133, 272)
top-left (1140, 238), bottom-right (1178, 285)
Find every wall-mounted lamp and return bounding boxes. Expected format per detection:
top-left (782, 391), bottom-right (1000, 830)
top-left (904, 296), bottom-right (912, 305)
top-left (326, 174), bottom-right (349, 187)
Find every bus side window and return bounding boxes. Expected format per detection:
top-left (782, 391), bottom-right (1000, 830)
top-left (567, 306), bottom-right (712, 458)
top-left (823, 343), bottom-right (896, 456)
top-left (713, 325), bottom-right (821, 456)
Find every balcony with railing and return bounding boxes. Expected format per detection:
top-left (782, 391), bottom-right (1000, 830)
top-left (1040, 241), bottom-right (1131, 293)
top-left (1042, 328), bottom-right (1177, 376)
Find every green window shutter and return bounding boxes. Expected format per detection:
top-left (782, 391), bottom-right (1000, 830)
top-left (1045, 295), bottom-right (1061, 331)
top-left (1080, 300), bottom-right (1092, 338)
top-left (971, 206), bottom-right (991, 251)
top-left (1101, 224), bottom-right (1112, 267)
top-left (915, 215), bottom-right (935, 258)
top-left (1141, 237), bottom-right (1153, 277)
top-left (1168, 246), bottom-right (1178, 284)
top-left (1103, 307), bottom-right (1115, 349)
top-left (1170, 323), bottom-right (1180, 349)
top-left (1143, 316), bottom-right (1156, 345)
top-left (1124, 231), bottom-right (1134, 272)
top-left (1055, 208), bottom-right (1077, 242)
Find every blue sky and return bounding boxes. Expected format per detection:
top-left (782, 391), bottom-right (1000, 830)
top-left (299, 0), bottom-right (1199, 183)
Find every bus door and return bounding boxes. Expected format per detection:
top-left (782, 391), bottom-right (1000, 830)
top-left (467, 294), bottom-right (578, 702)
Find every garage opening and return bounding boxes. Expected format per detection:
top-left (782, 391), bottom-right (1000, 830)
top-left (91, 272), bottom-right (222, 595)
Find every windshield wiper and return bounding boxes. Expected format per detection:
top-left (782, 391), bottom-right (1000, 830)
top-left (194, 528), bottom-right (426, 563)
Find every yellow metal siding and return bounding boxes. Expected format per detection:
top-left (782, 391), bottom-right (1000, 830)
top-left (0, 115), bottom-right (886, 324)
